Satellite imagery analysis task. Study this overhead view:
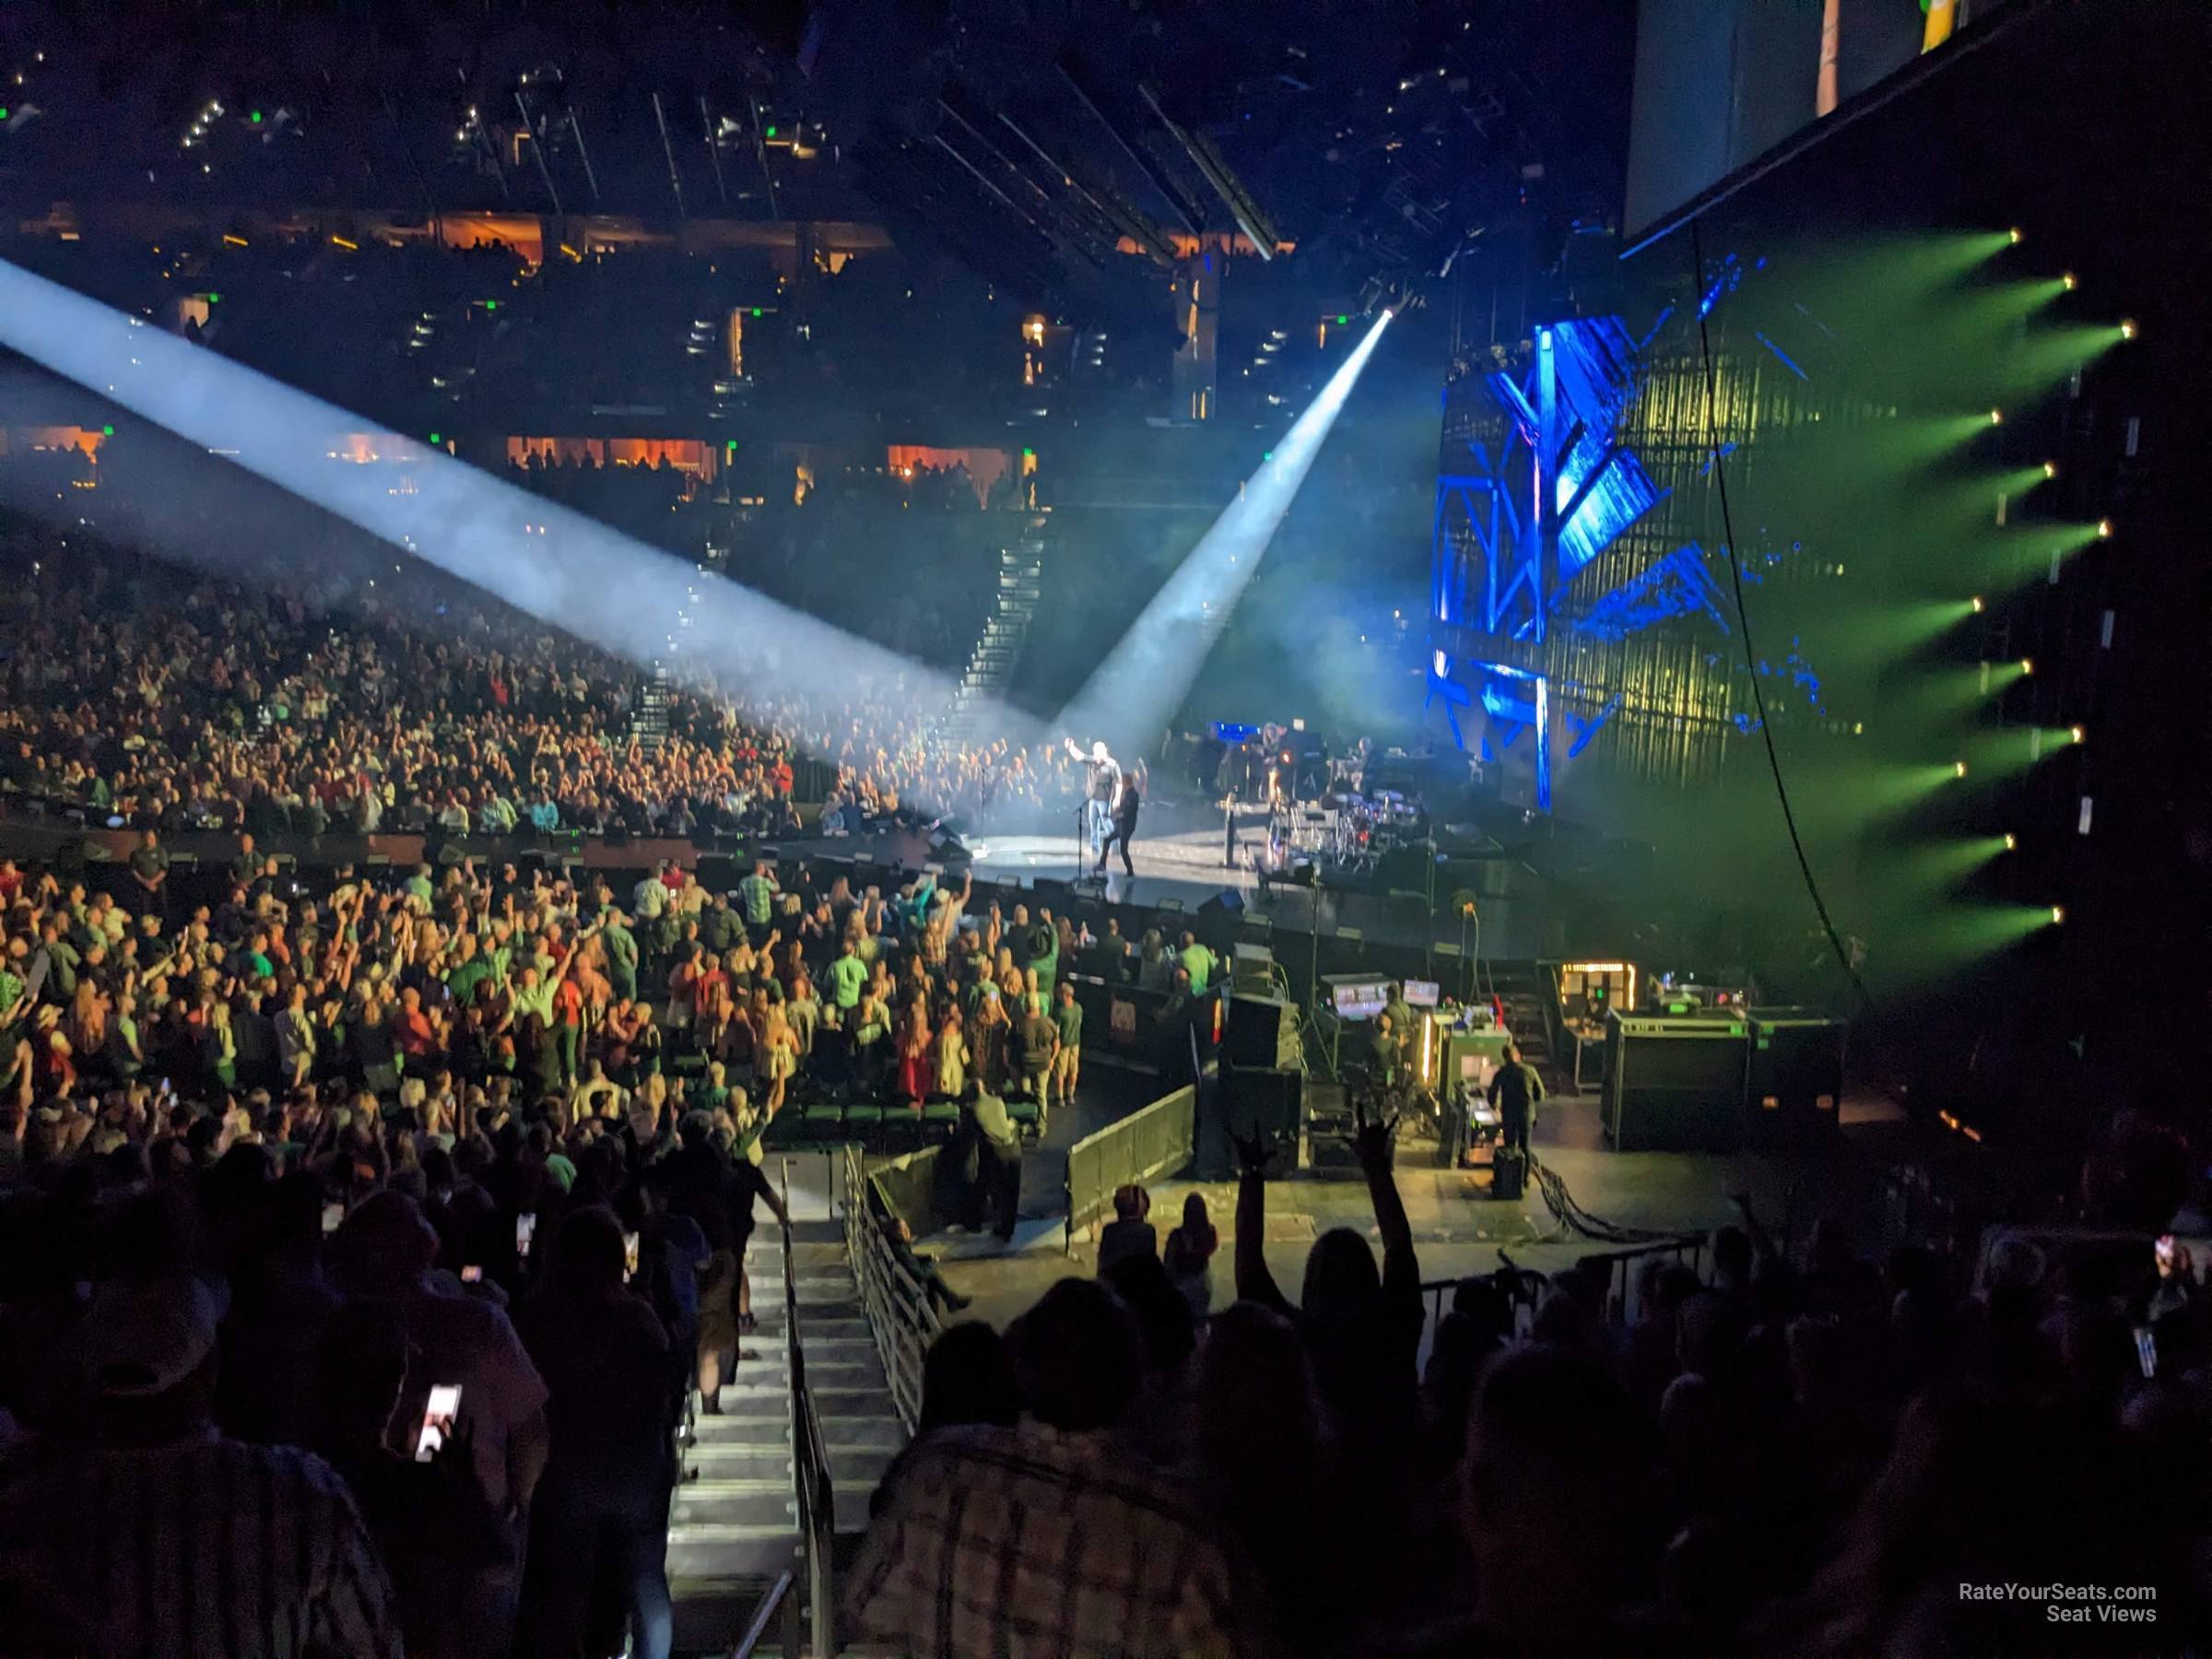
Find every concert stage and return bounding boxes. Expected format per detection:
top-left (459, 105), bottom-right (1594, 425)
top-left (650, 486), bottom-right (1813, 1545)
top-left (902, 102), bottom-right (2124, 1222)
top-left (776, 798), bottom-right (1560, 960)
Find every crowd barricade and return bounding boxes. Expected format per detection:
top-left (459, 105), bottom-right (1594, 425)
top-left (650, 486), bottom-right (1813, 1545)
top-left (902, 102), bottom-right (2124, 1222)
top-left (1063, 1083), bottom-right (1197, 1254)
top-left (1061, 974), bottom-right (1222, 1079)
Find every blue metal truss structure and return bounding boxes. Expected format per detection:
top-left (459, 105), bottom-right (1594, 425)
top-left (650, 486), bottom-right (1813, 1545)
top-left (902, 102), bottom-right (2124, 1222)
top-left (1430, 315), bottom-right (1674, 809)
top-left (1430, 278), bottom-right (1839, 808)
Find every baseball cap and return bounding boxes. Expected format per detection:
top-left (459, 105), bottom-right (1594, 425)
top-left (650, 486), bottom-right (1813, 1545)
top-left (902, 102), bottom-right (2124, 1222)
top-left (79, 1277), bottom-right (225, 1398)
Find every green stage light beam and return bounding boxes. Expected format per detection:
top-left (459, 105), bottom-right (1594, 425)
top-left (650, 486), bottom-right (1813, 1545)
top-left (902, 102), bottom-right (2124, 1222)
top-left (1894, 598), bottom-right (1987, 643)
top-left (1971, 724), bottom-right (2083, 773)
top-left (1903, 835), bottom-right (2018, 888)
top-left (1866, 761), bottom-right (1973, 812)
top-left (1928, 904), bottom-right (2065, 958)
top-left (1989, 322), bottom-right (2135, 397)
top-left (2007, 519), bottom-right (2109, 571)
top-left (1916, 659), bottom-right (2029, 717)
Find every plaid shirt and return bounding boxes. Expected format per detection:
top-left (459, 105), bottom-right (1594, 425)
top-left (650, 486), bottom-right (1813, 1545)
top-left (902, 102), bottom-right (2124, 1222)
top-left (0, 1431), bottom-right (401, 1658)
top-left (845, 1422), bottom-right (1252, 1658)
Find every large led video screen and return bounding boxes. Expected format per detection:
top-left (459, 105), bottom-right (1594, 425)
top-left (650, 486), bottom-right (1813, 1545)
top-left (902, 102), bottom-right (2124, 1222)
top-left (1625, 0), bottom-right (2015, 242)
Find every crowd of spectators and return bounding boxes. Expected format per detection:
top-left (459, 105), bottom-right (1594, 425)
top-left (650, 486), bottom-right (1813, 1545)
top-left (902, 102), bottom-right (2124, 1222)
top-left (0, 531), bottom-right (1106, 842)
top-left (848, 1120), bottom-right (2210, 1655)
top-left (0, 823), bottom-right (1147, 1655)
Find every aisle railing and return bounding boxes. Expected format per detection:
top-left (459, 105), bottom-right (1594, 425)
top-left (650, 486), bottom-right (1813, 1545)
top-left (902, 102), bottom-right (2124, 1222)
top-left (778, 1158), bottom-right (836, 1657)
top-left (839, 1142), bottom-right (943, 1433)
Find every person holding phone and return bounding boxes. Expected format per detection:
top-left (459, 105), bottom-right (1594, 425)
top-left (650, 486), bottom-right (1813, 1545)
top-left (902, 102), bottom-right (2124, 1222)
top-left (323, 1191), bottom-right (548, 1657)
top-left (514, 1206), bottom-right (676, 1659)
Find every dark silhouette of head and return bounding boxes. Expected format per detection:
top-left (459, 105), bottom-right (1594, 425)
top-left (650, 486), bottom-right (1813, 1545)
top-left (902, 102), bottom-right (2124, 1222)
top-left (1007, 1277), bottom-right (1140, 1432)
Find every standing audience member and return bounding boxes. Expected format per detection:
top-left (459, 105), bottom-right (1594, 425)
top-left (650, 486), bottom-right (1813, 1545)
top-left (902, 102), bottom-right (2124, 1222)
top-left (1098, 1182), bottom-right (1159, 1275)
top-left (0, 1269), bottom-right (402, 1658)
top-left (514, 1206), bottom-right (675, 1659)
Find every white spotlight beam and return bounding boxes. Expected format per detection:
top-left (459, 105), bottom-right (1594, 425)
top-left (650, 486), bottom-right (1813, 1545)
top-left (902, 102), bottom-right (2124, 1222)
top-left (1056, 309), bottom-right (1392, 751)
top-left (0, 259), bottom-right (1040, 792)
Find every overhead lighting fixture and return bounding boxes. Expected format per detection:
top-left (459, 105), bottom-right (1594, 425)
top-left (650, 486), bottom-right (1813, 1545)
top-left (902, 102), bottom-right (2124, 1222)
top-left (2042, 460), bottom-right (2057, 478)
top-left (2097, 519), bottom-right (2113, 538)
top-left (2069, 724), bottom-right (2086, 744)
top-left (1953, 760), bottom-right (1969, 778)
top-left (1989, 408), bottom-right (2004, 426)
top-left (2003, 833), bottom-right (2018, 851)
top-left (2119, 319), bottom-right (2137, 340)
top-left (2049, 905), bottom-right (2065, 924)
top-left (2019, 658), bottom-right (2033, 675)
top-left (2061, 273), bottom-right (2077, 291)
top-left (1970, 595), bottom-right (1985, 613)
top-left (2008, 227), bottom-right (2024, 244)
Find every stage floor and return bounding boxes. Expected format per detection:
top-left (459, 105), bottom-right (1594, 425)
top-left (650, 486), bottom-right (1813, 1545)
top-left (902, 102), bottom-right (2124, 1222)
top-left (779, 806), bottom-right (1556, 958)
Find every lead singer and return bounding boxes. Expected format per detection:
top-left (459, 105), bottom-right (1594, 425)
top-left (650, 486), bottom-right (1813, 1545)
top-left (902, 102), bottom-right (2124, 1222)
top-left (1064, 736), bottom-right (1122, 865)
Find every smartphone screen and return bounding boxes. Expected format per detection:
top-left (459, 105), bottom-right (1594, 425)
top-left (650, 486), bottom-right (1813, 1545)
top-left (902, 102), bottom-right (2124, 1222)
top-left (414, 1384), bottom-right (462, 1463)
top-left (461, 1265), bottom-right (483, 1284)
top-left (622, 1231), bottom-right (640, 1281)
top-left (2155, 1234), bottom-right (2176, 1272)
top-left (2134, 1326), bottom-right (2157, 1380)
top-left (321, 1202), bottom-right (345, 1236)
top-left (516, 1213), bottom-right (537, 1258)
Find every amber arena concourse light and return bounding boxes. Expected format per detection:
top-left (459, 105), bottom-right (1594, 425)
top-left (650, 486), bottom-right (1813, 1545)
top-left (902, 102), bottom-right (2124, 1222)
top-left (1056, 308), bottom-right (1393, 750)
top-left (0, 257), bottom-right (1038, 794)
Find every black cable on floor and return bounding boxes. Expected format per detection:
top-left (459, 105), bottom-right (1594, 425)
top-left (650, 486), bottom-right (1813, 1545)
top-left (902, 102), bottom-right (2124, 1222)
top-left (1688, 217), bottom-right (1872, 1011)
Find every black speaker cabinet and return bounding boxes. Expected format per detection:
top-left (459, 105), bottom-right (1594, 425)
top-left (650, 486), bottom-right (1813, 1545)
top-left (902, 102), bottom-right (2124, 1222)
top-left (1745, 1009), bottom-right (1845, 1147)
top-left (1602, 1013), bottom-right (1750, 1151)
top-left (1224, 994), bottom-right (1301, 1070)
top-left (1223, 1065), bottom-right (1305, 1176)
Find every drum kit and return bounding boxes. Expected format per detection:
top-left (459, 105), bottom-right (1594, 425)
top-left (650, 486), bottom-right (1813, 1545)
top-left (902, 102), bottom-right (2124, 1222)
top-left (1263, 786), bottom-right (1425, 882)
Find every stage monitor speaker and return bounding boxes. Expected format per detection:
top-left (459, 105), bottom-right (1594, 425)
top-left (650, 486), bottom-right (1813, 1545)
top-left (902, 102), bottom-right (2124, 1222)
top-left (1602, 1013), bottom-right (1750, 1152)
top-left (1224, 994), bottom-right (1300, 1070)
top-left (1223, 1065), bottom-right (1304, 1176)
top-left (1194, 887), bottom-right (1244, 950)
top-left (1745, 1010), bottom-right (1845, 1147)
top-left (1230, 941), bottom-right (1277, 997)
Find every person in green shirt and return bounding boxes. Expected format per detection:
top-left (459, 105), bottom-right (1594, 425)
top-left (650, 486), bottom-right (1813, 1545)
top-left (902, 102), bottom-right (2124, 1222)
top-left (402, 864), bottom-right (436, 909)
top-left (1050, 981), bottom-right (1085, 1110)
top-left (1174, 931), bottom-right (1217, 996)
top-left (600, 912), bottom-right (640, 1003)
top-left (445, 935), bottom-right (495, 1006)
top-left (823, 935), bottom-right (867, 1015)
top-left (1383, 982), bottom-right (1416, 1040)
top-left (1022, 912), bottom-right (1059, 1000)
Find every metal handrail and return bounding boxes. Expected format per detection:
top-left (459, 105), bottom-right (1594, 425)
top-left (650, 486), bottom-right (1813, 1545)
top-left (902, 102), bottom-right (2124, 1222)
top-left (839, 1142), bottom-right (943, 1434)
top-left (779, 1159), bottom-right (836, 1657)
top-left (1418, 1232), bottom-right (1707, 1330)
top-left (732, 1570), bottom-right (794, 1659)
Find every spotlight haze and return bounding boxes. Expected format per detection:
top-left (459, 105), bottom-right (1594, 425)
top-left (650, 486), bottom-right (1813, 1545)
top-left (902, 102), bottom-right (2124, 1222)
top-left (1055, 309), bottom-right (1393, 752)
top-left (0, 257), bottom-right (1036, 805)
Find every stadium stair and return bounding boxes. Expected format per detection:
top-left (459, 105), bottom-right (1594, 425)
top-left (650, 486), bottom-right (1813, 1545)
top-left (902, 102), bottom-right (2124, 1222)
top-left (668, 1167), bottom-right (906, 1654)
top-left (629, 665), bottom-right (676, 753)
top-left (929, 536), bottom-right (1044, 757)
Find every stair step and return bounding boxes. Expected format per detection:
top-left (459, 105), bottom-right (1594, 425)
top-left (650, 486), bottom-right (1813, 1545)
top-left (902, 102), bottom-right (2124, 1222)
top-left (750, 1316), bottom-right (870, 1340)
top-left (722, 1383), bottom-right (895, 1415)
top-left (673, 1482), bottom-right (800, 1529)
top-left (691, 1411), bottom-right (792, 1442)
top-left (665, 1526), bottom-right (802, 1582)
top-left (684, 1442), bottom-right (897, 1485)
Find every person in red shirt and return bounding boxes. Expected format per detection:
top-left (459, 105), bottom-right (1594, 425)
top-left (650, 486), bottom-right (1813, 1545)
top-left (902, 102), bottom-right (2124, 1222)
top-left (393, 985), bottom-right (439, 1065)
top-left (552, 971), bottom-right (585, 1086)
